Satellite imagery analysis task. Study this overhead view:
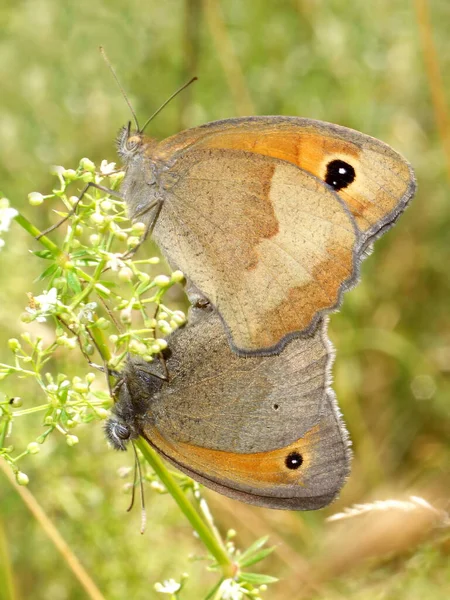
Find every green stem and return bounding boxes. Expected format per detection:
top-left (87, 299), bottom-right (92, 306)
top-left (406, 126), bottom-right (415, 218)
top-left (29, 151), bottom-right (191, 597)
top-left (70, 258), bottom-right (108, 309)
top-left (0, 518), bottom-right (17, 600)
top-left (135, 438), bottom-right (235, 578)
top-left (0, 417), bottom-right (10, 449)
top-left (14, 213), bottom-right (62, 257)
top-left (13, 213), bottom-right (101, 288)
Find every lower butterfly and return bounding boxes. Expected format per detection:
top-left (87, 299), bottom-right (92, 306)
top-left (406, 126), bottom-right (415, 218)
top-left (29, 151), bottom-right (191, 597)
top-left (105, 304), bottom-right (350, 510)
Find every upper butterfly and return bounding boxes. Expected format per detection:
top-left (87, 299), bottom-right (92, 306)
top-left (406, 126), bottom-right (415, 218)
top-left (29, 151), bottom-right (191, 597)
top-left (117, 116), bottom-right (416, 355)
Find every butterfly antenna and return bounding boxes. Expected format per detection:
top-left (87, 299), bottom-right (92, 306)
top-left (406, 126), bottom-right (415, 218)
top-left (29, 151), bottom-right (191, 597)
top-left (127, 445), bottom-right (138, 513)
top-left (140, 76), bottom-right (198, 134)
top-left (128, 441), bottom-right (147, 534)
top-left (99, 46), bottom-right (140, 131)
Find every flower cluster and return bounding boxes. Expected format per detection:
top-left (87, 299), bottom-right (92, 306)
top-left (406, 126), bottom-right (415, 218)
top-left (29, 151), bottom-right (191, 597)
top-left (0, 157), bottom-right (186, 482)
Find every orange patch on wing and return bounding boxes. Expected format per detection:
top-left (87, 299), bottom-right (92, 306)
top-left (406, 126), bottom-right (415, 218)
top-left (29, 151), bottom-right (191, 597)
top-left (242, 161), bottom-right (280, 271)
top-left (193, 131), bottom-right (358, 175)
top-left (168, 128), bottom-right (409, 230)
top-left (249, 245), bottom-right (354, 348)
top-left (144, 422), bottom-right (321, 490)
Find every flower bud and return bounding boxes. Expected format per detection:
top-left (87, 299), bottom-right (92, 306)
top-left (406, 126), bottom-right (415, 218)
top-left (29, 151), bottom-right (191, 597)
top-left (171, 270), bottom-right (184, 283)
top-left (138, 272), bottom-right (150, 283)
top-left (154, 275), bottom-right (170, 287)
top-left (90, 213), bottom-right (105, 226)
top-left (28, 192), bottom-right (45, 206)
top-left (79, 157), bottom-right (96, 172)
top-left (66, 434), bottom-right (79, 447)
top-left (62, 169), bottom-right (77, 181)
top-left (127, 236), bottom-right (140, 248)
top-left (131, 221), bottom-right (146, 234)
top-left (27, 442), bottom-right (40, 455)
top-left (16, 471), bottom-right (29, 486)
top-left (113, 229), bottom-right (128, 241)
top-left (8, 338), bottom-right (21, 352)
top-left (95, 317), bottom-right (110, 329)
top-left (120, 307), bottom-right (132, 324)
top-left (157, 320), bottom-right (172, 335)
top-left (50, 165), bottom-right (65, 176)
top-left (100, 199), bottom-right (113, 212)
top-left (172, 311), bottom-right (186, 325)
top-left (72, 381), bottom-right (88, 393)
top-left (152, 339), bottom-right (168, 353)
top-left (95, 407), bottom-right (109, 419)
top-left (80, 171), bottom-right (94, 183)
top-left (118, 266), bottom-right (133, 282)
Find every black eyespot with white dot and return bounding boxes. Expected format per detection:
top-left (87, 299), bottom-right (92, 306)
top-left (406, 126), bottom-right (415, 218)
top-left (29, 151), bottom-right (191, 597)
top-left (285, 451), bottom-right (303, 470)
top-left (273, 404), bottom-right (279, 411)
top-left (325, 159), bottom-right (356, 191)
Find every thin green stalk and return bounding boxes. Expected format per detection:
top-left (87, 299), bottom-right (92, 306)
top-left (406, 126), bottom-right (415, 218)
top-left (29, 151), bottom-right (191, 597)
top-left (13, 212), bottom-right (101, 286)
top-left (14, 213), bottom-right (62, 258)
top-left (0, 518), bottom-right (17, 600)
top-left (135, 438), bottom-right (236, 579)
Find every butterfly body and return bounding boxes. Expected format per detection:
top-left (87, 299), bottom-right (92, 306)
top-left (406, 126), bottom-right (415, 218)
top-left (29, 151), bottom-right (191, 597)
top-left (117, 116), bottom-right (416, 356)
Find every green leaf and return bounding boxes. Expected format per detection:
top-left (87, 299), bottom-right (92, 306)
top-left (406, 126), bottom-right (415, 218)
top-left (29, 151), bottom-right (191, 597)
top-left (32, 249), bottom-right (55, 259)
top-left (204, 578), bottom-right (224, 600)
top-left (239, 546), bottom-right (275, 568)
top-left (239, 572), bottom-right (278, 585)
top-left (95, 285), bottom-right (112, 299)
top-left (70, 249), bottom-right (98, 260)
top-left (96, 280), bottom-right (116, 290)
top-left (135, 281), bottom-right (156, 295)
top-left (238, 536), bottom-right (270, 565)
top-left (66, 271), bottom-right (83, 294)
top-left (35, 263), bottom-right (59, 282)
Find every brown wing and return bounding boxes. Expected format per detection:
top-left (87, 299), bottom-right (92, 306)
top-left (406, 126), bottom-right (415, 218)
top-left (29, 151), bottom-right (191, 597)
top-left (150, 307), bottom-right (331, 450)
top-left (136, 308), bottom-right (350, 510)
top-left (137, 116), bottom-right (415, 354)
top-left (153, 149), bottom-right (359, 354)
top-left (156, 116), bottom-right (416, 236)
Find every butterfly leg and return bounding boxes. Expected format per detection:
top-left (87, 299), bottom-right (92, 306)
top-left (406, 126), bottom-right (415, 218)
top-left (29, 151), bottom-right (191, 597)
top-left (36, 182), bottom-right (124, 240)
top-left (120, 197), bottom-right (164, 259)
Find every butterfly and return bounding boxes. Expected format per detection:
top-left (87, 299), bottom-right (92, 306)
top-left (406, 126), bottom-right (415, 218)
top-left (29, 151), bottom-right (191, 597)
top-left (116, 115), bottom-right (416, 355)
top-left (105, 304), bottom-right (350, 510)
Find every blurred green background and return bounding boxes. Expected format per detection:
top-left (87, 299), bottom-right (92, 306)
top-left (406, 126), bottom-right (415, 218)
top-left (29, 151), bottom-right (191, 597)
top-left (1, 0), bottom-right (449, 598)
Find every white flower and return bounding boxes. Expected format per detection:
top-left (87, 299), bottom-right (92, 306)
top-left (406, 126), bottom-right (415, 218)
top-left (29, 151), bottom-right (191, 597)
top-left (219, 579), bottom-right (246, 600)
top-left (100, 160), bottom-right (117, 175)
top-left (154, 579), bottom-right (181, 594)
top-left (35, 288), bottom-right (59, 311)
top-left (26, 288), bottom-right (59, 322)
top-left (105, 253), bottom-right (126, 271)
top-left (0, 197), bottom-right (18, 233)
top-left (78, 302), bottom-right (98, 323)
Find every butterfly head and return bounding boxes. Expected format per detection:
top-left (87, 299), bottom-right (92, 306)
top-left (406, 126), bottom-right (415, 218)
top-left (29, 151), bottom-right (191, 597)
top-left (105, 375), bottom-right (140, 451)
top-left (116, 121), bottom-right (147, 163)
top-left (105, 356), bottom-right (164, 451)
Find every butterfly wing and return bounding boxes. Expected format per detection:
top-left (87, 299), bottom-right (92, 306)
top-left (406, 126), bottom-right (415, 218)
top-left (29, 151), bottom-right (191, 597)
top-left (137, 308), bottom-right (350, 510)
top-left (153, 149), bottom-right (359, 354)
top-left (156, 116), bottom-right (415, 237)
top-left (146, 117), bottom-right (415, 354)
top-left (144, 393), bottom-right (349, 510)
